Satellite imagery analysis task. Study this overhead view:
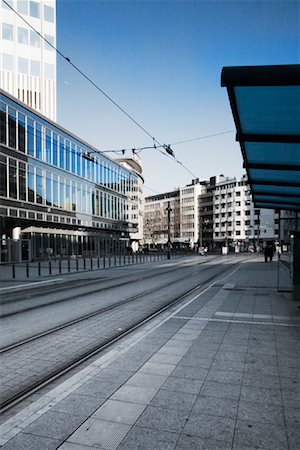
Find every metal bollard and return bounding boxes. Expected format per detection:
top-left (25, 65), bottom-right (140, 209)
top-left (38, 261), bottom-right (41, 276)
top-left (119, 255), bottom-right (121, 266)
top-left (26, 263), bottom-right (29, 278)
top-left (114, 255), bottom-right (116, 266)
top-left (109, 256), bottom-right (111, 267)
top-left (83, 258), bottom-right (86, 270)
top-left (12, 264), bottom-right (15, 279)
top-left (123, 254), bottom-right (126, 265)
top-left (76, 258), bottom-right (79, 271)
top-left (59, 260), bottom-right (62, 274)
top-left (90, 258), bottom-right (93, 270)
top-left (49, 260), bottom-right (52, 275)
top-left (97, 257), bottom-right (100, 269)
top-left (103, 256), bottom-right (106, 268)
top-left (68, 259), bottom-right (71, 272)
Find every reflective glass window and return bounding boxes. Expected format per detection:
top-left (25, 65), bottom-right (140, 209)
top-left (18, 27), bottom-right (28, 44)
top-left (71, 143), bottom-right (76, 173)
top-left (30, 30), bottom-right (40, 47)
top-left (77, 183), bottom-right (81, 212)
top-left (76, 147), bottom-right (81, 176)
top-left (59, 177), bottom-right (65, 209)
top-left (27, 118), bottom-right (34, 156)
top-left (46, 172), bottom-right (52, 206)
top-left (82, 185), bottom-right (86, 213)
top-left (17, 0), bottom-right (28, 15)
top-left (8, 107), bottom-right (16, 149)
top-left (53, 174), bottom-right (58, 207)
top-left (71, 182), bottom-right (76, 211)
top-left (44, 34), bottom-right (54, 50)
top-left (36, 123), bottom-right (42, 159)
top-left (0, 155), bottom-right (7, 197)
top-left (3, 54), bottom-right (14, 71)
top-left (66, 180), bottom-right (71, 210)
top-left (52, 133), bottom-right (58, 166)
top-left (45, 128), bottom-right (51, 163)
top-left (18, 113), bottom-right (25, 152)
top-left (65, 140), bottom-right (70, 171)
top-left (18, 57), bottom-right (29, 74)
top-left (59, 137), bottom-right (65, 169)
top-left (27, 165), bottom-right (34, 202)
top-left (36, 168), bottom-right (43, 204)
top-left (44, 63), bottom-right (54, 79)
top-left (19, 162), bottom-right (26, 201)
top-left (0, 102), bottom-right (7, 145)
top-left (3, 23), bottom-right (13, 41)
top-left (44, 5), bottom-right (54, 22)
top-left (31, 60), bottom-right (40, 77)
top-left (29, 1), bottom-right (40, 18)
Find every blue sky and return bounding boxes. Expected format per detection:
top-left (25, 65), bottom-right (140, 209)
top-left (57, 0), bottom-right (299, 193)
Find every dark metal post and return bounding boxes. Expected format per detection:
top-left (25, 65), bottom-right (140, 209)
top-left (12, 264), bottom-right (15, 278)
top-left (38, 261), bottom-right (41, 276)
top-left (26, 263), bottom-right (29, 278)
top-left (166, 201), bottom-right (172, 260)
top-left (68, 258), bottom-right (71, 272)
top-left (49, 260), bottom-right (52, 275)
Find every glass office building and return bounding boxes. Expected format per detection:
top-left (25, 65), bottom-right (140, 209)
top-left (0, 91), bottom-right (139, 261)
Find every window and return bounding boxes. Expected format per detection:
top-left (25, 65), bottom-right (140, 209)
top-left (27, 118), bottom-right (34, 156)
top-left (236, 201), bottom-right (241, 207)
top-left (8, 107), bottom-right (16, 149)
top-left (36, 168), bottom-right (43, 204)
top-left (17, 0), bottom-right (28, 15)
top-left (245, 210), bottom-right (251, 216)
top-left (0, 103), bottom-right (6, 145)
top-left (3, 23), bottom-right (13, 41)
top-left (245, 220), bottom-right (250, 225)
top-left (236, 221), bottom-right (241, 226)
top-left (18, 57), bottom-right (29, 74)
top-left (45, 63), bottom-right (54, 79)
top-left (31, 60), bottom-right (40, 77)
top-left (236, 191), bottom-right (241, 196)
top-left (9, 159), bottom-right (17, 199)
top-left (29, 1), bottom-right (40, 18)
top-left (19, 162), bottom-right (26, 200)
top-left (18, 113), bottom-right (25, 152)
top-left (44, 5), bottom-right (54, 22)
top-left (44, 34), bottom-right (54, 51)
top-left (30, 30), bottom-right (40, 47)
top-left (0, 155), bottom-right (7, 197)
top-left (236, 230), bottom-right (241, 236)
top-left (28, 165), bottom-right (35, 202)
top-left (3, 54), bottom-right (14, 71)
top-left (18, 27), bottom-right (28, 44)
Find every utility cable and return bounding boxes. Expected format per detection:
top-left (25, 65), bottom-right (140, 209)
top-left (2, 0), bottom-right (197, 178)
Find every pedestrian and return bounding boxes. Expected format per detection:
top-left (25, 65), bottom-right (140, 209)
top-left (264, 243), bottom-right (274, 262)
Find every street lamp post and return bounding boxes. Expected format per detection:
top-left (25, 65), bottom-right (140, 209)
top-left (166, 201), bottom-right (172, 259)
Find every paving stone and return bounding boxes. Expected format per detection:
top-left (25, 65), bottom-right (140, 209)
top-left (238, 400), bottom-right (285, 425)
top-left (21, 411), bottom-right (84, 440)
top-left (178, 356), bottom-right (213, 369)
top-left (207, 368), bottom-right (243, 384)
top-left (215, 350), bottom-right (247, 362)
top-left (67, 418), bottom-right (131, 449)
top-left (240, 386), bottom-right (283, 406)
top-left (92, 399), bottom-right (145, 425)
top-left (149, 353), bottom-right (183, 365)
top-left (211, 359), bottom-right (245, 372)
top-left (200, 380), bottom-right (241, 400)
top-left (234, 419), bottom-right (288, 449)
top-left (111, 385), bottom-right (158, 405)
top-left (51, 393), bottom-right (105, 417)
top-left (242, 372), bottom-right (281, 389)
top-left (126, 372), bottom-right (167, 389)
top-left (118, 425), bottom-right (179, 449)
top-left (175, 434), bottom-right (232, 450)
top-left (284, 406), bottom-right (300, 425)
top-left (171, 366), bottom-right (208, 380)
top-left (161, 376), bottom-right (204, 395)
top-left (192, 395), bottom-right (238, 419)
top-left (1, 433), bottom-right (61, 450)
top-left (75, 380), bottom-right (120, 398)
top-left (183, 412), bottom-right (236, 443)
top-left (58, 442), bottom-right (95, 449)
top-left (287, 423), bottom-right (300, 449)
top-left (134, 405), bottom-right (187, 433)
top-left (150, 389), bottom-right (197, 413)
top-left (139, 361), bottom-right (175, 376)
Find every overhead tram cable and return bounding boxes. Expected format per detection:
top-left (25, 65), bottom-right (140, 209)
top-left (2, 0), bottom-right (197, 178)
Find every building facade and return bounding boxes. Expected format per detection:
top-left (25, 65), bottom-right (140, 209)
top-left (0, 91), bottom-right (138, 261)
top-left (144, 190), bottom-right (181, 249)
top-left (1, 0), bottom-right (56, 120)
top-left (144, 175), bottom-right (279, 253)
top-left (116, 153), bottom-right (144, 252)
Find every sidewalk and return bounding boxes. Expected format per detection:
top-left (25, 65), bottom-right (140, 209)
top-left (1, 257), bottom-right (299, 449)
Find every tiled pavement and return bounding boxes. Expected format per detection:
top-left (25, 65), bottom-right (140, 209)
top-left (1, 258), bottom-right (299, 449)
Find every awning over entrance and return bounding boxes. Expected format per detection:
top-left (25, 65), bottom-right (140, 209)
top-left (221, 64), bottom-right (300, 212)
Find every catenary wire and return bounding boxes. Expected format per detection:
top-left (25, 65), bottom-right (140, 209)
top-left (2, 0), bottom-right (197, 178)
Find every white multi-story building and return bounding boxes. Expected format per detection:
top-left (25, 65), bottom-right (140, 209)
top-left (213, 174), bottom-right (279, 251)
top-left (116, 153), bottom-right (144, 252)
top-left (1, 0), bottom-right (56, 120)
top-left (180, 178), bottom-right (207, 247)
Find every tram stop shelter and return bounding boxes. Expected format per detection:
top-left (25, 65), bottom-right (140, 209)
top-left (221, 64), bottom-right (300, 300)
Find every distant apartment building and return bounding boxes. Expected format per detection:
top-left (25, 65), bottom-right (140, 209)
top-left (1, 0), bottom-right (56, 120)
top-left (144, 174), bottom-right (279, 252)
top-left (212, 174), bottom-right (279, 251)
top-left (144, 190), bottom-right (180, 248)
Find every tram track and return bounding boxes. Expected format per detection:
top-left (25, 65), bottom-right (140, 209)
top-left (1, 256), bottom-right (220, 318)
top-left (0, 258), bottom-right (243, 414)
